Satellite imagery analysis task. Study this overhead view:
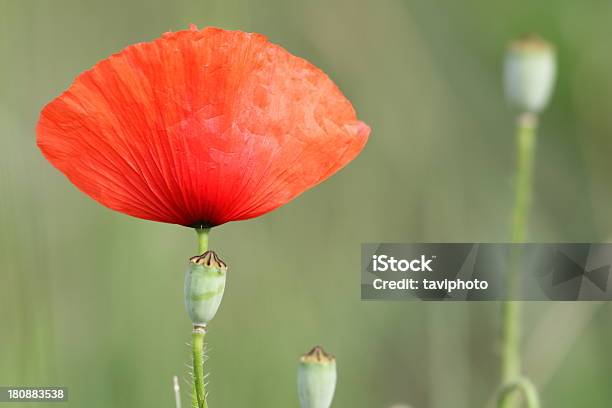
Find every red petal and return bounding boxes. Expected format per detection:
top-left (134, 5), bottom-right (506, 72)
top-left (37, 27), bottom-right (370, 227)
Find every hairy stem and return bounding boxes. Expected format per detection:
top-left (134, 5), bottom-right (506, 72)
top-left (499, 112), bottom-right (538, 408)
top-left (192, 327), bottom-right (207, 408)
top-left (193, 227), bottom-right (210, 408)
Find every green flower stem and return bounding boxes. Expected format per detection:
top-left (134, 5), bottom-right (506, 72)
top-left (192, 326), bottom-right (208, 408)
top-left (192, 383), bottom-right (198, 408)
top-left (499, 112), bottom-right (538, 408)
top-left (498, 377), bottom-right (541, 408)
top-left (197, 228), bottom-right (210, 255)
top-left (510, 113), bottom-right (537, 244)
top-left (193, 227), bottom-right (211, 408)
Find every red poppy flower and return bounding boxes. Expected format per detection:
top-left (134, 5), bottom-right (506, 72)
top-left (37, 26), bottom-right (369, 227)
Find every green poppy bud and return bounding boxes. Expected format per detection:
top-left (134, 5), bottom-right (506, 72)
top-left (504, 34), bottom-right (557, 113)
top-left (184, 251), bottom-right (227, 325)
top-left (297, 346), bottom-right (337, 408)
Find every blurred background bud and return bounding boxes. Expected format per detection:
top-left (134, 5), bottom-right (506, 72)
top-left (184, 251), bottom-right (227, 325)
top-left (504, 34), bottom-right (557, 113)
top-left (298, 346), bottom-right (337, 408)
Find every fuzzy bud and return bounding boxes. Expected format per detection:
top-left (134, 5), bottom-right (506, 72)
top-left (297, 346), bottom-right (337, 408)
top-left (504, 34), bottom-right (557, 113)
top-left (184, 251), bottom-right (227, 325)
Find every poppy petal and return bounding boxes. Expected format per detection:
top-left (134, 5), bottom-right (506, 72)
top-left (37, 27), bottom-right (370, 227)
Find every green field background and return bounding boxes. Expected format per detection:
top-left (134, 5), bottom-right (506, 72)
top-left (2, 0), bottom-right (612, 407)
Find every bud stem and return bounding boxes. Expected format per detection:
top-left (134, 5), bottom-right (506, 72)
top-left (193, 227), bottom-right (211, 408)
top-left (511, 112), bottom-right (537, 243)
top-left (499, 112), bottom-right (540, 408)
top-left (192, 326), bottom-right (208, 408)
top-left (498, 377), bottom-right (541, 408)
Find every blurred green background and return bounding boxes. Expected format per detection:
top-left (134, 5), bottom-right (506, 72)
top-left (2, 0), bottom-right (612, 407)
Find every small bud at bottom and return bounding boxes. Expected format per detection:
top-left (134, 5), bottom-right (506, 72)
top-left (298, 346), bottom-right (337, 408)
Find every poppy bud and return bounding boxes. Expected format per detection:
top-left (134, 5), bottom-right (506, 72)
top-left (504, 34), bottom-right (557, 113)
top-left (297, 346), bottom-right (337, 408)
top-left (184, 251), bottom-right (227, 325)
